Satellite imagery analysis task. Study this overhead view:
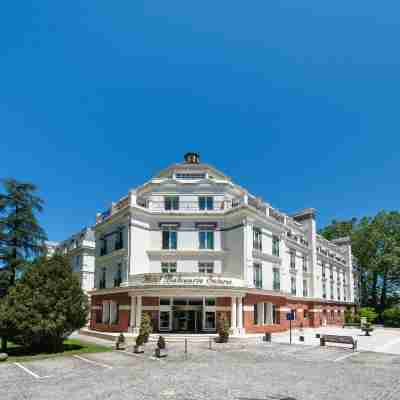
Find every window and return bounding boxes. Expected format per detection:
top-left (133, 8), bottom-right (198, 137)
top-left (330, 267), bottom-right (334, 280)
top-left (291, 309), bottom-right (297, 320)
top-left (114, 264), bottom-right (122, 287)
top-left (303, 279), bottom-right (308, 297)
top-left (253, 227), bottom-right (262, 251)
top-left (199, 262), bottom-right (214, 274)
top-left (337, 288), bottom-right (341, 301)
top-left (199, 231), bottom-right (214, 249)
top-left (303, 309), bottom-right (309, 319)
top-left (164, 196), bottom-right (179, 210)
top-left (302, 255), bottom-right (307, 272)
top-left (291, 276), bottom-right (296, 295)
top-left (115, 228), bottom-right (123, 250)
top-left (162, 230), bottom-right (177, 250)
top-left (100, 238), bottom-right (107, 256)
top-left (205, 297), bottom-right (216, 306)
top-left (199, 196), bottom-right (214, 210)
top-left (205, 312), bottom-right (216, 329)
top-left (253, 304), bottom-right (259, 324)
top-left (160, 297), bottom-right (171, 306)
top-left (272, 236), bottom-right (280, 257)
top-left (110, 302), bottom-right (119, 325)
top-left (322, 263), bottom-right (326, 278)
top-left (99, 267), bottom-right (106, 289)
top-left (331, 310), bottom-right (335, 320)
top-left (102, 302), bottom-right (110, 324)
top-left (161, 262), bottom-right (177, 274)
top-left (253, 263), bottom-right (263, 288)
top-left (290, 250), bottom-right (296, 270)
top-left (330, 284), bottom-right (334, 300)
top-left (322, 283), bottom-right (327, 299)
top-left (159, 311), bottom-right (170, 331)
top-left (272, 304), bottom-right (279, 324)
top-left (273, 268), bottom-right (280, 291)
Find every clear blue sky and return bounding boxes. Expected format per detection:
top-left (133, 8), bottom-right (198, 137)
top-left (1, 2), bottom-right (399, 241)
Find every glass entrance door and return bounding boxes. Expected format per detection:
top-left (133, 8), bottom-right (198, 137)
top-left (173, 310), bottom-right (202, 332)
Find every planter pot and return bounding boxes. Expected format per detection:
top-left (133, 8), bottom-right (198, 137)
top-left (133, 345), bottom-right (144, 354)
top-left (115, 343), bottom-right (126, 351)
top-left (299, 336), bottom-right (305, 342)
top-left (363, 329), bottom-right (373, 337)
top-left (263, 333), bottom-right (272, 342)
top-left (315, 334), bottom-right (320, 339)
top-left (155, 348), bottom-right (168, 358)
top-left (0, 353), bottom-right (8, 362)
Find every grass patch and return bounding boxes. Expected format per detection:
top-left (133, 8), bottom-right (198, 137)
top-left (3, 339), bottom-right (112, 363)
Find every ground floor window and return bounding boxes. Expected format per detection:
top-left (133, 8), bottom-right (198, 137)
top-left (159, 311), bottom-right (170, 331)
top-left (253, 304), bottom-right (258, 324)
top-left (272, 305), bottom-right (279, 324)
top-left (205, 311), bottom-right (216, 329)
top-left (303, 309), bottom-right (309, 319)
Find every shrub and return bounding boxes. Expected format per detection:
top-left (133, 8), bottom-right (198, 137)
top-left (135, 334), bottom-right (145, 347)
top-left (218, 315), bottom-right (230, 343)
top-left (117, 333), bottom-right (125, 344)
top-left (382, 307), bottom-right (400, 327)
top-left (157, 336), bottom-right (166, 349)
top-left (139, 313), bottom-right (153, 343)
top-left (344, 308), bottom-right (353, 324)
top-left (359, 307), bottom-right (378, 324)
top-left (1, 255), bottom-right (89, 353)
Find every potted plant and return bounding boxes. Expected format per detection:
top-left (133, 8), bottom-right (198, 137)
top-left (115, 333), bottom-right (126, 350)
top-left (362, 322), bottom-right (374, 336)
top-left (134, 334), bottom-right (145, 353)
top-left (155, 336), bottom-right (167, 358)
top-left (140, 313), bottom-right (153, 344)
top-left (0, 353), bottom-right (8, 362)
top-left (216, 316), bottom-right (230, 343)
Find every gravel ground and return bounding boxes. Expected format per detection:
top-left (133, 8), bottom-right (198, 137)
top-left (1, 340), bottom-right (400, 400)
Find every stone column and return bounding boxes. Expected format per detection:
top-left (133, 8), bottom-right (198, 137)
top-left (237, 297), bottom-right (244, 335)
top-left (135, 296), bottom-right (142, 333)
top-left (231, 296), bottom-right (237, 334)
top-left (129, 295), bottom-right (136, 333)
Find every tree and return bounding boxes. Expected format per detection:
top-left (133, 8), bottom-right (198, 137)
top-left (1, 255), bottom-right (89, 353)
top-left (0, 178), bottom-right (47, 290)
top-left (320, 212), bottom-right (400, 313)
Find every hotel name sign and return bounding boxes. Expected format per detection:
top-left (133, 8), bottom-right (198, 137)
top-left (141, 274), bottom-right (245, 288)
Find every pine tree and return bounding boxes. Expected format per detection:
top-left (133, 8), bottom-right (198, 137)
top-left (0, 178), bottom-right (47, 290)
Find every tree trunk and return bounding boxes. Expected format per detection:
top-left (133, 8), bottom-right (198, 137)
top-left (380, 267), bottom-right (388, 312)
top-left (371, 271), bottom-right (378, 308)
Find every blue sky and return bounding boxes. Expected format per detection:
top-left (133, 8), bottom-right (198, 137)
top-left (1, 2), bottom-right (399, 241)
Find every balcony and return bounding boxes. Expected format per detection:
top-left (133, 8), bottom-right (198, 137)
top-left (139, 200), bottom-right (240, 213)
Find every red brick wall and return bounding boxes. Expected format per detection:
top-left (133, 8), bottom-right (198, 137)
top-left (90, 292), bottom-right (130, 332)
top-left (217, 297), bottom-right (231, 307)
top-left (143, 297), bottom-right (159, 306)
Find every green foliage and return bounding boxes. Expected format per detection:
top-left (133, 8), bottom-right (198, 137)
top-left (344, 308), bottom-right (353, 323)
top-left (319, 211), bottom-right (400, 312)
top-left (218, 315), bottom-right (230, 342)
top-left (157, 336), bottom-right (166, 349)
top-left (359, 307), bottom-right (378, 323)
top-left (0, 178), bottom-right (47, 289)
top-left (382, 307), bottom-right (400, 327)
top-left (138, 313), bottom-right (153, 344)
top-left (135, 334), bottom-right (145, 346)
top-left (1, 255), bottom-right (89, 353)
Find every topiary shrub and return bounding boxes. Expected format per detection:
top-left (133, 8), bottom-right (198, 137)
top-left (217, 315), bottom-right (230, 343)
top-left (135, 334), bottom-right (145, 347)
top-left (139, 313), bottom-right (153, 343)
top-left (359, 307), bottom-right (378, 324)
top-left (157, 336), bottom-right (166, 350)
top-left (382, 307), bottom-right (400, 327)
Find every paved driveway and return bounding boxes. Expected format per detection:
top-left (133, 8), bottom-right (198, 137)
top-left (1, 339), bottom-right (400, 400)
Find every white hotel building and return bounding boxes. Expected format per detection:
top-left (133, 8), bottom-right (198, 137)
top-left (89, 153), bottom-right (355, 335)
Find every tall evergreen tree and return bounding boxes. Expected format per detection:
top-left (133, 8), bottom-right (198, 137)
top-left (0, 178), bottom-right (47, 290)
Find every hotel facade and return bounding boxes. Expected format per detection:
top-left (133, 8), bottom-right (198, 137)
top-left (90, 153), bottom-right (355, 335)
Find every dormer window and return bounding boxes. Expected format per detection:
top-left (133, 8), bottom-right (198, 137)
top-left (199, 196), bottom-right (213, 210)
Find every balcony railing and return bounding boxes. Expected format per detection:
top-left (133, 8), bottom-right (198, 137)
top-left (139, 200), bottom-right (240, 212)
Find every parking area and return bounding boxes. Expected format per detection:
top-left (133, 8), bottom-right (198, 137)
top-left (2, 337), bottom-right (400, 400)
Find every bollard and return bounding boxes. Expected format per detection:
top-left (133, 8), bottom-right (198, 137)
top-left (263, 332), bottom-right (271, 342)
top-left (185, 338), bottom-right (187, 354)
top-left (209, 337), bottom-right (212, 350)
